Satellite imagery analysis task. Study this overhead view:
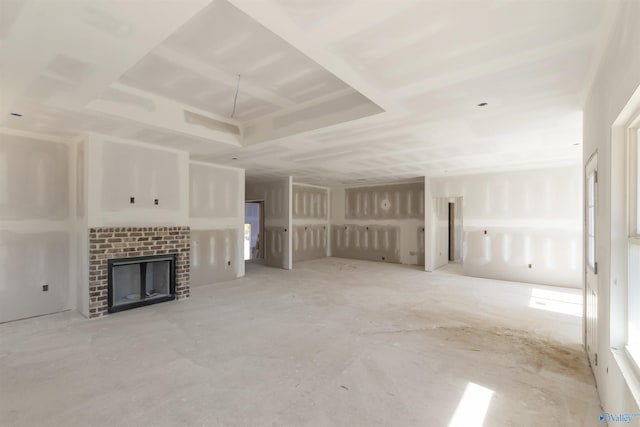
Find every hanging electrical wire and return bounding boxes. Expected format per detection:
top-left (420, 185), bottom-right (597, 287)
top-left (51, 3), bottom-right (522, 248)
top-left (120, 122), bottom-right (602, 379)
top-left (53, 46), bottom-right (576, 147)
top-left (231, 74), bottom-right (241, 118)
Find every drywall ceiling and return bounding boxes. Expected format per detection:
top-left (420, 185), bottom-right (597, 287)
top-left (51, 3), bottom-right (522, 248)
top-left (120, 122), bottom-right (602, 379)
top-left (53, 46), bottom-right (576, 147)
top-left (0, 0), bottom-right (617, 185)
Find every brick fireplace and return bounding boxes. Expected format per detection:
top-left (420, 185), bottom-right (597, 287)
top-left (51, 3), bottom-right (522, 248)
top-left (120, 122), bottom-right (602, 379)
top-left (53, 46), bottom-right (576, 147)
top-left (88, 227), bottom-right (190, 318)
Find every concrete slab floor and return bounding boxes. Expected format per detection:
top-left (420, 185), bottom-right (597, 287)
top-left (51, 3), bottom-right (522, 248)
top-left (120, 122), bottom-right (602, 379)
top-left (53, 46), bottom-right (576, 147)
top-left (0, 258), bottom-right (600, 426)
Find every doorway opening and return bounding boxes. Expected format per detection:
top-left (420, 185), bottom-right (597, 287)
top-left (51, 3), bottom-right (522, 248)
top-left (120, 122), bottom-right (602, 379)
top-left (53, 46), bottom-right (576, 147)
top-left (447, 197), bottom-right (463, 264)
top-left (448, 202), bottom-right (455, 262)
top-left (433, 197), bottom-right (462, 270)
top-left (244, 201), bottom-right (264, 261)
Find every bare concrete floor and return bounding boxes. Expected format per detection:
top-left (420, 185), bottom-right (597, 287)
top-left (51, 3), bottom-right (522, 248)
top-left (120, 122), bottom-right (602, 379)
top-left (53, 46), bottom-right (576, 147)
top-left (1, 258), bottom-right (600, 426)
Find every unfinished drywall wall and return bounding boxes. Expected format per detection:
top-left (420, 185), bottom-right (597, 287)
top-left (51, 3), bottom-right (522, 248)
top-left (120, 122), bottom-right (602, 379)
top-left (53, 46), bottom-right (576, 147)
top-left (0, 132), bottom-right (72, 322)
top-left (331, 224), bottom-right (401, 263)
top-left (73, 137), bottom-right (89, 318)
top-left (431, 166), bottom-right (581, 288)
top-left (292, 183), bottom-right (329, 264)
top-left (583, 0), bottom-right (640, 418)
top-left (86, 134), bottom-right (189, 227)
top-left (191, 229), bottom-right (239, 285)
top-left (452, 197), bottom-right (463, 261)
top-left (345, 182), bottom-right (424, 220)
top-left (246, 178), bottom-right (292, 269)
top-left (189, 161), bottom-right (244, 286)
top-left (331, 181), bottom-right (425, 265)
top-left (432, 198), bottom-right (450, 270)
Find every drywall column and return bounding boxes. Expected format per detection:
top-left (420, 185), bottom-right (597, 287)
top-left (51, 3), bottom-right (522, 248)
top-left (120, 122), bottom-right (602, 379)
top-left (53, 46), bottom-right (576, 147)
top-left (432, 198), bottom-right (450, 270)
top-left (189, 161), bottom-right (245, 286)
top-left (430, 167), bottom-right (582, 287)
top-left (246, 178), bottom-right (292, 270)
top-left (73, 137), bottom-right (89, 317)
top-left (583, 0), bottom-right (640, 416)
top-left (84, 134), bottom-right (191, 317)
top-left (331, 181), bottom-right (425, 266)
top-left (424, 176), bottom-right (433, 271)
top-left (292, 183), bottom-right (329, 264)
top-left (0, 130), bottom-right (73, 323)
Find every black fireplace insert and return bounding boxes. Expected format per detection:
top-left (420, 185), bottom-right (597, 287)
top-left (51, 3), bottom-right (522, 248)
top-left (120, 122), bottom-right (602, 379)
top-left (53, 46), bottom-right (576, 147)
top-left (107, 254), bottom-right (176, 313)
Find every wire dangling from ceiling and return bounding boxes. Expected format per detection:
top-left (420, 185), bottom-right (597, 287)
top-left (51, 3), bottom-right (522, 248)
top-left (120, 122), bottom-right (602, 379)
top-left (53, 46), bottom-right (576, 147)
top-left (231, 74), bottom-right (241, 118)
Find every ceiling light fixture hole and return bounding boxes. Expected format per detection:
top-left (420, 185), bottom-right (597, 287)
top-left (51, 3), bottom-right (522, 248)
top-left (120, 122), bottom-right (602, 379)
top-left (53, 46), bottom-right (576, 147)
top-left (10, 112), bottom-right (22, 117)
top-left (477, 102), bottom-right (488, 107)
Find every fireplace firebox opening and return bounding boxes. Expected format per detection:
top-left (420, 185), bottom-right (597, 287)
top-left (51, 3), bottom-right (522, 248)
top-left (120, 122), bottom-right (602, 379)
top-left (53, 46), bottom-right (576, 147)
top-left (108, 254), bottom-right (176, 313)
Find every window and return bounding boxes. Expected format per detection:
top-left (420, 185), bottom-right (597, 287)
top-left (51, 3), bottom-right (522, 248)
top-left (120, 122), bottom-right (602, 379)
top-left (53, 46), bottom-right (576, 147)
top-left (628, 125), bottom-right (640, 365)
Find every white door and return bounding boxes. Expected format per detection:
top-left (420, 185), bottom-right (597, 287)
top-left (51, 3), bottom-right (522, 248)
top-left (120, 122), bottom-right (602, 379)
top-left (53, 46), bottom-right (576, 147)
top-left (585, 152), bottom-right (598, 368)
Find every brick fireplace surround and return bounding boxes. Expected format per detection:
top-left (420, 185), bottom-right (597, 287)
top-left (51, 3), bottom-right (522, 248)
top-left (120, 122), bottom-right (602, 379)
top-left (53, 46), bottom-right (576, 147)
top-left (88, 227), bottom-right (190, 318)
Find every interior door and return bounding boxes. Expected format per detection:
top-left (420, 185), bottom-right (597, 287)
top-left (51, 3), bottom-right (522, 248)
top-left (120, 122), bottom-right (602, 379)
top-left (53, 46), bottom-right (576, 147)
top-left (585, 152), bottom-right (598, 367)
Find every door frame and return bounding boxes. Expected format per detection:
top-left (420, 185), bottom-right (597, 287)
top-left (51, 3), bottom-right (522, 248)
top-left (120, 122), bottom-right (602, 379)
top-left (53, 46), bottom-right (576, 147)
top-left (584, 150), bottom-right (598, 368)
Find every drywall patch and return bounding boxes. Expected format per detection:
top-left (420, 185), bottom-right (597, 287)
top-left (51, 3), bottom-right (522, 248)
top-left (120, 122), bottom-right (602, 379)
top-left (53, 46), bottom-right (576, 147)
top-left (345, 182), bottom-right (424, 220)
top-left (184, 110), bottom-right (240, 135)
top-left (190, 163), bottom-right (241, 219)
top-left (0, 134), bottom-right (69, 220)
top-left (293, 224), bottom-right (327, 263)
top-left (191, 229), bottom-right (238, 286)
top-left (0, 231), bottom-right (70, 323)
top-left (417, 226), bottom-right (426, 266)
top-left (292, 184), bottom-right (328, 220)
top-left (265, 226), bottom-right (287, 268)
top-left (101, 87), bottom-right (156, 112)
top-left (101, 141), bottom-right (181, 213)
top-left (331, 224), bottom-right (400, 263)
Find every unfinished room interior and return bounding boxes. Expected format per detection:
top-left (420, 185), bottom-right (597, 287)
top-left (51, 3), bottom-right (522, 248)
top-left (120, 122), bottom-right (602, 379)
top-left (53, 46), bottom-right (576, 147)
top-left (0, 0), bottom-right (639, 426)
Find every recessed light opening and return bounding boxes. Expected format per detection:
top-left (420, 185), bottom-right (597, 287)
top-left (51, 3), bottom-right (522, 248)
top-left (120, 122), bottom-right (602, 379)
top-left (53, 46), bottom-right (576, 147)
top-left (10, 112), bottom-right (22, 117)
top-left (477, 102), bottom-right (488, 107)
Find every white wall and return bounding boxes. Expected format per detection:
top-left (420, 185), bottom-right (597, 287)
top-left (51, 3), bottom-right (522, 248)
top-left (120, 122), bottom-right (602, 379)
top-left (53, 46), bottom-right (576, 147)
top-left (189, 161), bottom-right (245, 285)
top-left (0, 130), bottom-right (74, 322)
top-left (431, 166), bottom-right (582, 288)
top-left (86, 134), bottom-right (189, 227)
top-left (583, 0), bottom-right (640, 418)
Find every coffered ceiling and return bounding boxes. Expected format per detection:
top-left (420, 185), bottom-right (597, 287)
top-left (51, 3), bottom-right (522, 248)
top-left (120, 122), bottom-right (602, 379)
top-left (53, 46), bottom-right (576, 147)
top-left (0, 0), bottom-right (618, 184)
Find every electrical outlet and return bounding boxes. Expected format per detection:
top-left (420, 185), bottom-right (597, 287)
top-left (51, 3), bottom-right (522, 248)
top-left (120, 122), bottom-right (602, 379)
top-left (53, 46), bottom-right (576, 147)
top-left (130, 197), bottom-right (135, 204)
top-left (528, 264), bottom-right (532, 269)
top-left (227, 261), bottom-right (231, 266)
top-left (42, 284), bottom-right (49, 292)
top-left (154, 199), bottom-right (159, 205)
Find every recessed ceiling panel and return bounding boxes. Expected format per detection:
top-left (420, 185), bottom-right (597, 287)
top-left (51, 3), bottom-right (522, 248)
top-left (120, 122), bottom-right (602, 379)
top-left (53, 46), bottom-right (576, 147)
top-left (118, 0), bottom-right (357, 123)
